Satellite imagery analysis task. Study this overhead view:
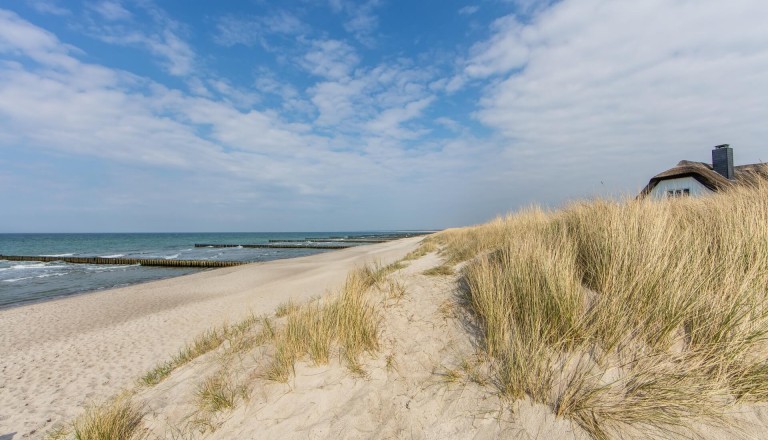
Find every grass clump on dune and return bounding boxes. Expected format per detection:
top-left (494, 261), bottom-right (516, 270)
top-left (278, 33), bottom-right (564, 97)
top-left (70, 396), bottom-right (144, 440)
top-left (423, 264), bottom-right (454, 276)
top-left (265, 264), bottom-right (383, 382)
top-left (195, 372), bottom-right (245, 413)
top-left (436, 178), bottom-right (768, 438)
top-left (141, 314), bottom-right (260, 386)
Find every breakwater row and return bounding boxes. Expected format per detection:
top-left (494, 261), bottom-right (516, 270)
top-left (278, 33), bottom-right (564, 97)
top-left (267, 239), bottom-right (389, 243)
top-left (0, 255), bottom-right (246, 268)
top-left (195, 243), bottom-right (351, 250)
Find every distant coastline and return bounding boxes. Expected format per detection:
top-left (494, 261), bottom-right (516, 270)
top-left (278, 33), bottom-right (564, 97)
top-left (0, 231), bottom-right (432, 309)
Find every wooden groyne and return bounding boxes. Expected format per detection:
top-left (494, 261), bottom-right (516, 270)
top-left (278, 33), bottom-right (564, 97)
top-left (267, 239), bottom-right (389, 244)
top-left (194, 234), bottom-right (433, 251)
top-left (194, 243), bottom-right (351, 250)
top-left (0, 255), bottom-right (246, 268)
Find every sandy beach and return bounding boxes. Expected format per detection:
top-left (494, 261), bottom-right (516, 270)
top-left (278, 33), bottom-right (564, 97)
top-left (4, 230), bottom-right (768, 440)
top-left (0, 237), bottom-right (422, 438)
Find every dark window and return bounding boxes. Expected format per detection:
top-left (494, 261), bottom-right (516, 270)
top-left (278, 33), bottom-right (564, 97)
top-left (667, 188), bottom-right (691, 198)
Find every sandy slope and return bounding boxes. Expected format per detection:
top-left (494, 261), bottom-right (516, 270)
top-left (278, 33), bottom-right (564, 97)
top-left (135, 250), bottom-right (768, 440)
top-left (136, 251), bottom-right (589, 440)
top-left (0, 237), bottom-right (422, 439)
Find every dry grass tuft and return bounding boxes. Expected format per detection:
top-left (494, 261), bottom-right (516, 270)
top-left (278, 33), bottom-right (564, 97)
top-left (436, 365), bottom-right (463, 384)
top-left (386, 279), bottom-right (407, 300)
top-left (423, 264), bottom-right (454, 276)
top-left (435, 178), bottom-right (768, 437)
top-left (385, 352), bottom-right (399, 373)
top-left (402, 239), bottom-right (437, 261)
top-left (264, 265), bottom-right (381, 381)
top-left (141, 314), bottom-right (260, 386)
top-left (195, 373), bottom-right (245, 413)
top-left (71, 396), bottom-right (145, 440)
top-left (275, 300), bottom-right (300, 318)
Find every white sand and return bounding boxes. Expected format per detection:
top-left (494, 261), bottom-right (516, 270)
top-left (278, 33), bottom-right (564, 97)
top-left (130, 252), bottom-right (589, 440)
top-left (0, 237), bottom-right (422, 439)
top-left (4, 237), bottom-right (767, 440)
top-left (183, 251), bottom-right (590, 440)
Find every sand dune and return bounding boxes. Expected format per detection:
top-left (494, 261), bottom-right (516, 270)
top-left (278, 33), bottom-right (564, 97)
top-left (0, 237), bottom-right (421, 439)
top-left (4, 235), bottom-right (768, 440)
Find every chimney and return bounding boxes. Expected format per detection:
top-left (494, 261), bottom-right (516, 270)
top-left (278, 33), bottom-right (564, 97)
top-left (712, 144), bottom-right (734, 179)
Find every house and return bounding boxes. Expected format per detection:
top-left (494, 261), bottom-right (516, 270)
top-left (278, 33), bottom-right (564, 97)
top-left (639, 145), bottom-right (768, 199)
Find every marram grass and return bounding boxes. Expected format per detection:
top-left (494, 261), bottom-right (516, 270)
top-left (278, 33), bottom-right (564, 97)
top-left (265, 265), bottom-right (381, 381)
top-left (71, 395), bottom-right (144, 440)
top-left (436, 178), bottom-right (768, 439)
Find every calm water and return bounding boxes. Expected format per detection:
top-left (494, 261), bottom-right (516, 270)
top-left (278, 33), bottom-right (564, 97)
top-left (0, 232), bottom-right (409, 308)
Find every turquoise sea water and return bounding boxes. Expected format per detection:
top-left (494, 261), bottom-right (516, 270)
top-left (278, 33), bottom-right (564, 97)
top-left (0, 232), bottom-right (413, 308)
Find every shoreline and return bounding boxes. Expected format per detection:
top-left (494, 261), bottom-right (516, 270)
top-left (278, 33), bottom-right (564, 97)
top-left (0, 236), bottom-right (424, 438)
top-left (0, 267), bottom-right (197, 312)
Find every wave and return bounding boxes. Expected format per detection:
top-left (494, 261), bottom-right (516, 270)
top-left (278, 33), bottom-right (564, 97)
top-left (36, 272), bottom-right (66, 279)
top-left (11, 264), bottom-right (71, 272)
top-left (87, 264), bottom-right (140, 271)
top-left (3, 276), bottom-right (35, 283)
top-left (11, 263), bottom-right (48, 270)
top-left (41, 253), bottom-right (75, 257)
top-left (164, 254), bottom-right (180, 260)
top-left (100, 254), bottom-right (125, 258)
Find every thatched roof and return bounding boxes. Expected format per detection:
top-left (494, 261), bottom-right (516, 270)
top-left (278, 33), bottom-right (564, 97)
top-left (639, 160), bottom-right (768, 197)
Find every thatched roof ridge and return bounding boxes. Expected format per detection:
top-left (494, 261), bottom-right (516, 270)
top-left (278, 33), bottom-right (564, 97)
top-left (639, 160), bottom-right (768, 197)
top-left (735, 163), bottom-right (768, 185)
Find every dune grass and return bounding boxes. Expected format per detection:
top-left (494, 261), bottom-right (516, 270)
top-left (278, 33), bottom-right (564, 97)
top-left (423, 264), bottom-right (454, 276)
top-left (195, 372), bottom-right (246, 413)
top-left (435, 179), bottom-right (768, 438)
top-left (402, 239), bottom-right (436, 261)
top-left (265, 265), bottom-right (382, 381)
top-left (141, 314), bottom-right (260, 386)
top-left (71, 396), bottom-right (145, 440)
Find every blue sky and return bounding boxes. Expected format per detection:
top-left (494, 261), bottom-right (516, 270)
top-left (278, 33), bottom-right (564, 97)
top-left (1, 0), bottom-right (767, 232)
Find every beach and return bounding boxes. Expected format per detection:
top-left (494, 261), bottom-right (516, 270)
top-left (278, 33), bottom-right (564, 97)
top-left (0, 237), bottom-right (423, 438)
top-left (4, 207), bottom-right (768, 439)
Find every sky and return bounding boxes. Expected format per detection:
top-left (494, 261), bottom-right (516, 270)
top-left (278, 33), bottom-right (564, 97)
top-left (1, 0), bottom-right (767, 232)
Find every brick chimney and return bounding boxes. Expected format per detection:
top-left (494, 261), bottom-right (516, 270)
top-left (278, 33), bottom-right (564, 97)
top-left (712, 144), bottom-right (734, 179)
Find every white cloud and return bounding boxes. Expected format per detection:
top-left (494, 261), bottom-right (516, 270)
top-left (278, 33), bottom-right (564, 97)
top-left (465, 15), bottom-right (529, 78)
top-left (27, 0), bottom-right (70, 16)
top-left (306, 57), bottom-right (436, 138)
top-left (471, 0), bottom-right (768, 194)
top-left (458, 5), bottom-right (480, 15)
top-left (310, 78), bottom-right (367, 126)
top-left (265, 11), bottom-right (305, 35)
top-left (0, 9), bottom-right (78, 69)
top-left (327, 0), bottom-right (381, 46)
top-left (365, 97), bottom-right (434, 138)
top-left (302, 39), bottom-right (359, 80)
top-left (214, 11), bottom-right (306, 47)
top-left (81, 2), bottom-right (196, 77)
top-left (91, 1), bottom-right (131, 21)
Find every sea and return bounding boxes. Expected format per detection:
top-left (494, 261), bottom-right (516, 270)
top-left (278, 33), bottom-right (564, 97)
top-left (0, 232), bottom-right (415, 309)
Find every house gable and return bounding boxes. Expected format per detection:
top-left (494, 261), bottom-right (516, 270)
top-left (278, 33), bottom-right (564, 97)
top-left (648, 176), bottom-right (712, 199)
